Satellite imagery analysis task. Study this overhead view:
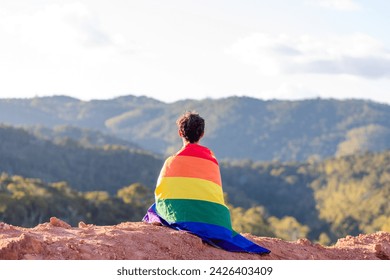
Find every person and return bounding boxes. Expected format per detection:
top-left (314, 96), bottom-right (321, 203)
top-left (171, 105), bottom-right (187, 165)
top-left (143, 111), bottom-right (270, 254)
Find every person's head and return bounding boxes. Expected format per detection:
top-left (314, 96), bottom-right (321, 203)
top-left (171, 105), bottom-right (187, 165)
top-left (176, 111), bottom-right (205, 144)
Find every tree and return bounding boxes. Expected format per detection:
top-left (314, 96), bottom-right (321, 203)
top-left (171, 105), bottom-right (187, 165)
top-left (117, 183), bottom-right (153, 207)
top-left (268, 216), bottom-right (309, 241)
top-left (231, 206), bottom-right (275, 237)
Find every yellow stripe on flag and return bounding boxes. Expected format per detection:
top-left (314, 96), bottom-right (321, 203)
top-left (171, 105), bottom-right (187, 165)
top-left (155, 177), bottom-right (226, 206)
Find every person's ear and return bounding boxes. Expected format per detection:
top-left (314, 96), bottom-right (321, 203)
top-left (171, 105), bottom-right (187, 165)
top-left (178, 130), bottom-right (183, 137)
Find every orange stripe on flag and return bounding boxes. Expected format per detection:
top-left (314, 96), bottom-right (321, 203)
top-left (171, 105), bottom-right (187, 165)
top-left (162, 156), bottom-right (222, 186)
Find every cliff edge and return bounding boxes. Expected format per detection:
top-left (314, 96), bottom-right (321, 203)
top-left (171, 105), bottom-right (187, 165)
top-left (1, 218), bottom-right (389, 260)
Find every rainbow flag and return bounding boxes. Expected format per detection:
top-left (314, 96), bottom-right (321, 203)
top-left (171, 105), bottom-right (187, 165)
top-left (143, 143), bottom-right (270, 254)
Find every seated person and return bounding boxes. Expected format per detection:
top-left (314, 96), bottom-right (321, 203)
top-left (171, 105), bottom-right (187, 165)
top-left (143, 111), bottom-right (270, 254)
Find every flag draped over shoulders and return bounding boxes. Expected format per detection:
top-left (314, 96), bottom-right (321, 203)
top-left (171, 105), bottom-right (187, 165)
top-left (143, 143), bottom-right (270, 255)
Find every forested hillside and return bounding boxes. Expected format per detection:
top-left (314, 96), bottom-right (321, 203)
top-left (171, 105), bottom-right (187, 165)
top-left (0, 173), bottom-right (153, 227)
top-left (1, 95), bottom-right (390, 161)
top-left (26, 124), bottom-right (142, 150)
top-left (220, 151), bottom-right (390, 242)
top-left (0, 125), bottom-right (161, 192)
top-left (311, 152), bottom-right (390, 239)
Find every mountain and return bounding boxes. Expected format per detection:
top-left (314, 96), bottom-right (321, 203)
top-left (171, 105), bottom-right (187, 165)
top-left (1, 95), bottom-right (390, 161)
top-left (0, 124), bottom-right (162, 192)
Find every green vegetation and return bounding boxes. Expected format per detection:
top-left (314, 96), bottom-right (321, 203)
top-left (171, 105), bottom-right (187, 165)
top-left (0, 125), bottom-right (162, 193)
top-left (311, 151), bottom-right (390, 239)
top-left (222, 151), bottom-right (390, 243)
top-left (0, 173), bottom-right (153, 227)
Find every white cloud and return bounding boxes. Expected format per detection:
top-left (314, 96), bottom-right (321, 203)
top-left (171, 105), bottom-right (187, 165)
top-left (0, 2), bottom-right (142, 101)
top-left (226, 33), bottom-right (390, 79)
top-left (308, 0), bottom-right (361, 11)
top-left (0, 2), bottom-right (133, 58)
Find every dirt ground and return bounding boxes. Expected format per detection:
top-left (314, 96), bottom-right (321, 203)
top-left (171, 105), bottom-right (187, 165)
top-left (1, 217), bottom-right (389, 260)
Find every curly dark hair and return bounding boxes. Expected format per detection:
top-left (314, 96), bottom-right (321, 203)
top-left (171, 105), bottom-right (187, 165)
top-left (176, 111), bottom-right (205, 143)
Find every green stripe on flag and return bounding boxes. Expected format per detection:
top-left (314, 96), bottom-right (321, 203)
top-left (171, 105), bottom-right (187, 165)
top-left (156, 198), bottom-right (232, 230)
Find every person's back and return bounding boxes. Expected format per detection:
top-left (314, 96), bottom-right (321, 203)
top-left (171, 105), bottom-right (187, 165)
top-left (143, 112), bottom-right (270, 254)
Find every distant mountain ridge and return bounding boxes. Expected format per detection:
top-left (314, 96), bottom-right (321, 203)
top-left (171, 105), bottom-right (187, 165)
top-left (1, 95), bottom-right (390, 161)
top-left (25, 124), bottom-right (143, 151)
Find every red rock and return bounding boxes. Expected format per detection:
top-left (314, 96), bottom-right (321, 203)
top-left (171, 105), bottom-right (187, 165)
top-left (0, 220), bottom-right (389, 260)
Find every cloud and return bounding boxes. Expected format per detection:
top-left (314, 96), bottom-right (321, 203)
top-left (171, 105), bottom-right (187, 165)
top-left (298, 56), bottom-right (390, 78)
top-left (226, 33), bottom-right (390, 79)
top-left (0, 2), bottom-right (133, 57)
top-left (0, 2), bottom-right (142, 101)
top-left (64, 4), bottom-right (112, 48)
top-left (308, 0), bottom-right (361, 11)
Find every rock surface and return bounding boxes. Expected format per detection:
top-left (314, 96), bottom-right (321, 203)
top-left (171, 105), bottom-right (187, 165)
top-left (1, 218), bottom-right (390, 260)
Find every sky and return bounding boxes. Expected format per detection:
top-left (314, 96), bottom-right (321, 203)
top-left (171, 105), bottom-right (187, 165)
top-left (0, 0), bottom-right (390, 104)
